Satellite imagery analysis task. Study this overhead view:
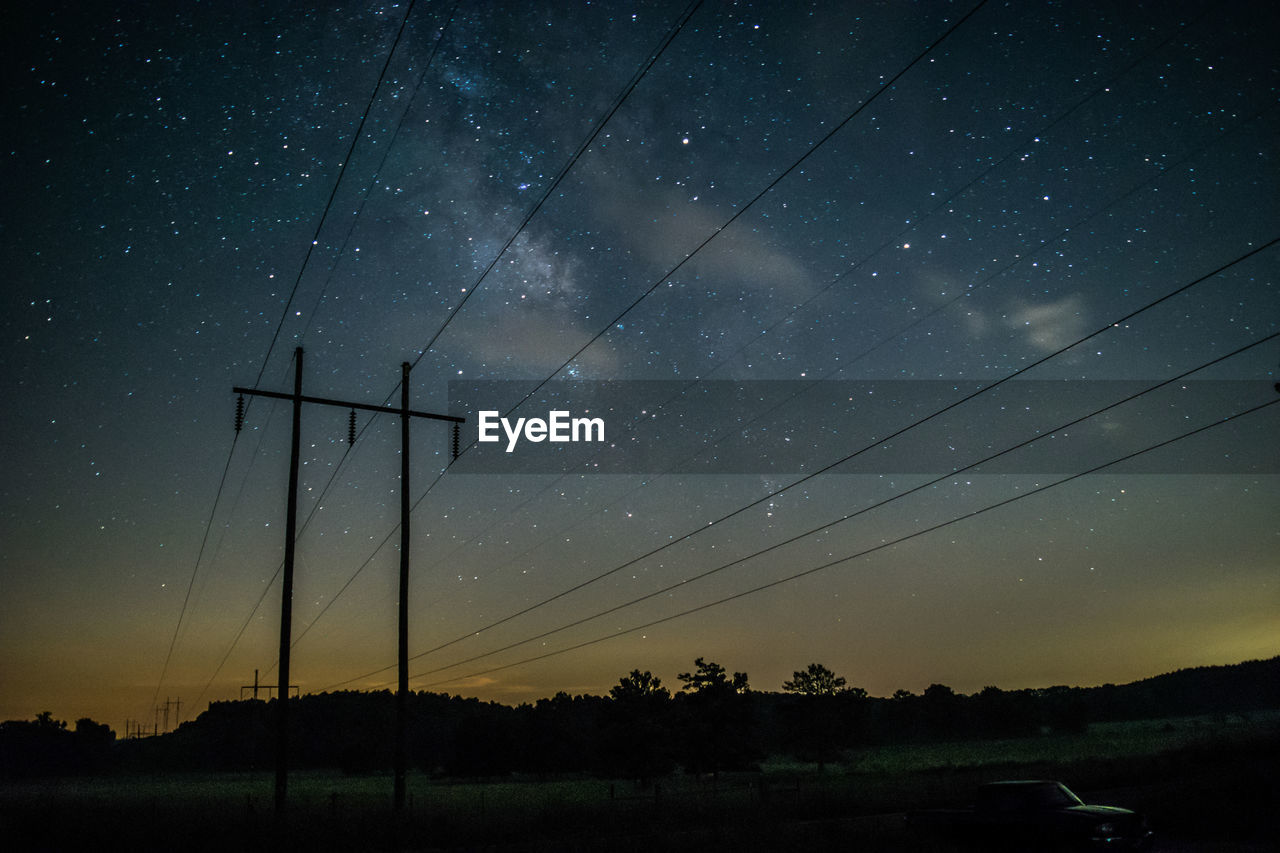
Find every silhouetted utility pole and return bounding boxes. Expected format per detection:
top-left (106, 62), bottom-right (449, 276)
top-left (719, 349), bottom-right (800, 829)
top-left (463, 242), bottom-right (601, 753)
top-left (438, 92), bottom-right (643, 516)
top-left (164, 697), bottom-right (182, 731)
top-left (241, 669), bottom-right (298, 700)
top-left (242, 669), bottom-right (264, 701)
top-left (396, 362), bottom-right (412, 816)
top-left (233, 346), bottom-right (463, 816)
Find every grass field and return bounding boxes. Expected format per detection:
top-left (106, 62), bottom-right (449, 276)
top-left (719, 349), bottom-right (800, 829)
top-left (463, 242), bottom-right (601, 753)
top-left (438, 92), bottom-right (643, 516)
top-left (815, 709), bottom-right (1280, 775)
top-left (3, 711), bottom-right (1277, 851)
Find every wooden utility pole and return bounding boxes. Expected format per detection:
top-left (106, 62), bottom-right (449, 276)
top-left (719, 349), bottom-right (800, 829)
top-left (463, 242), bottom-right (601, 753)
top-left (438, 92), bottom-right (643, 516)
top-left (233, 347), bottom-right (462, 817)
top-left (276, 347), bottom-right (303, 814)
top-left (395, 361), bottom-right (411, 813)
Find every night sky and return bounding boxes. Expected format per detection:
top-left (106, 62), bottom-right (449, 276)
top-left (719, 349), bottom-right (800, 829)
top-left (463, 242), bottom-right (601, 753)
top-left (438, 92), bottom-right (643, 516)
top-left (3, 0), bottom-right (1277, 733)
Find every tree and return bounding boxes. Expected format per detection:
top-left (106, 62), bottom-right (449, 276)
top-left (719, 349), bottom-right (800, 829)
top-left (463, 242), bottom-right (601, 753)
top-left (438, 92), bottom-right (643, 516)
top-left (33, 711), bottom-right (66, 730)
top-left (921, 683), bottom-right (963, 738)
top-left (782, 663), bottom-right (848, 696)
top-left (973, 685), bottom-right (1038, 737)
top-left (1, 712), bottom-right (114, 777)
top-left (677, 657), bottom-right (749, 696)
top-left (523, 692), bottom-right (607, 773)
top-left (778, 664), bottom-right (865, 767)
top-left (605, 670), bottom-right (674, 781)
top-left (610, 669), bottom-right (670, 702)
top-left (72, 718), bottom-right (115, 772)
top-left (674, 659), bottom-right (757, 773)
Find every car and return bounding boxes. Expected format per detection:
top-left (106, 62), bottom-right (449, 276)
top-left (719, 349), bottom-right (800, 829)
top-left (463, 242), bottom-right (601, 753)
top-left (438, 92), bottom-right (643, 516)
top-left (907, 779), bottom-right (1154, 850)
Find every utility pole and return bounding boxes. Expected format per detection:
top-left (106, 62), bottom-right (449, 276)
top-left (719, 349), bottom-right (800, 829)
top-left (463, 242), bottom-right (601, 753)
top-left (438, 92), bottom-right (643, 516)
top-left (276, 346), bottom-right (302, 816)
top-left (242, 669), bottom-right (264, 700)
top-left (164, 697), bottom-right (182, 731)
top-left (234, 346), bottom-right (462, 816)
top-left (396, 361), bottom-right (411, 814)
top-left (241, 670), bottom-right (298, 700)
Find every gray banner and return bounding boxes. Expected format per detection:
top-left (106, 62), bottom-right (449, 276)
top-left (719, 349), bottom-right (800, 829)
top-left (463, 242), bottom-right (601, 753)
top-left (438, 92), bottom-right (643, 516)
top-left (446, 380), bottom-right (1278, 475)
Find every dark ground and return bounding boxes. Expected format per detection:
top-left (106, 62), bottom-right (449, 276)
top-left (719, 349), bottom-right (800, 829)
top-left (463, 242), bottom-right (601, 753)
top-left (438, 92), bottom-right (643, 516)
top-left (2, 724), bottom-right (1276, 852)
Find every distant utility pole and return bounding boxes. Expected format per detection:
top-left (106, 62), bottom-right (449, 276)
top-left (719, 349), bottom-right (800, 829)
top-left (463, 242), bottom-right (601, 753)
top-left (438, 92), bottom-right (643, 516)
top-left (242, 669), bottom-right (265, 701)
top-left (241, 669), bottom-right (298, 700)
top-left (163, 697), bottom-right (182, 731)
top-left (233, 346), bottom-right (463, 817)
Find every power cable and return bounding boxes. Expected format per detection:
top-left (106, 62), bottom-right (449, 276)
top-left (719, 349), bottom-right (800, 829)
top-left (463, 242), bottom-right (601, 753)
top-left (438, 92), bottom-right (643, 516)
top-left (320, 234), bottom-right (1278, 690)
top-left (402, 331), bottom-right (1279, 683)
top-left (417, 395), bottom-right (1280, 689)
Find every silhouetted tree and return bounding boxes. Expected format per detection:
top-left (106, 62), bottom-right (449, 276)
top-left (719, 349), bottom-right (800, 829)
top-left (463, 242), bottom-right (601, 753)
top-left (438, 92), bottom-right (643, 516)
top-left (972, 685), bottom-right (1038, 738)
top-left (520, 692), bottom-right (607, 774)
top-left (674, 658), bottom-right (758, 774)
top-left (1038, 685), bottom-right (1090, 733)
top-left (610, 669), bottom-right (669, 702)
top-left (1, 712), bottom-right (116, 777)
top-left (921, 683), bottom-right (963, 739)
top-left (778, 664), bottom-right (860, 767)
top-left (444, 703), bottom-right (519, 777)
top-left (678, 658), bottom-right (749, 697)
top-left (782, 663), bottom-right (848, 696)
top-left (604, 670), bottom-right (675, 781)
top-left (72, 718), bottom-right (115, 772)
top-left (34, 711), bottom-right (65, 731)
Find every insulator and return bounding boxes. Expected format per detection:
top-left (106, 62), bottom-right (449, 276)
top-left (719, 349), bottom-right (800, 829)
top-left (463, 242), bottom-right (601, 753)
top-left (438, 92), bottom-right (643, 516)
top-left (451, 422), bottom-right (460, 461)
top-left (234, 394), bottom-right (245, 433)
top-left (348, 409), bottom-right (357, 445)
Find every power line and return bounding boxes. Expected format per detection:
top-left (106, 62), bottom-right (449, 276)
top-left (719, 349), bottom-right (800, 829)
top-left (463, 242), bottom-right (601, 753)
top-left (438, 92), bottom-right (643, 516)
top-left (417, 395), bottom-right (1280, 690)
top-left (320, 234), bottom-right (1278, 690)
top-left (401, 332), bottom-right (1279, 683)
top-left (393, 235), bottom-right (1268, 648)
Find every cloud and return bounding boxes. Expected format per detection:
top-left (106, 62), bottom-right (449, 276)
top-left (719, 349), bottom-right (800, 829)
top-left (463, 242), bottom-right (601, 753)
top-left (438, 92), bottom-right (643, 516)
top-left (585, 165), bottom-right (819, 304)
top-left (1004, 294), bottom-right (1086, 353)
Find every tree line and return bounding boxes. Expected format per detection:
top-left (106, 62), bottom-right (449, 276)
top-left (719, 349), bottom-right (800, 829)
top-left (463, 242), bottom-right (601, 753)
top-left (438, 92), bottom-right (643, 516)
top-left (3, 656), bottom-right (1276, 779)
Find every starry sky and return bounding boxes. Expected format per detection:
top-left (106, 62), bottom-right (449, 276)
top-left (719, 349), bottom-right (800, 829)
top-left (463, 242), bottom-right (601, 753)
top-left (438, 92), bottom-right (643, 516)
top-left (2, 0), bottom-right (1277, 732)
